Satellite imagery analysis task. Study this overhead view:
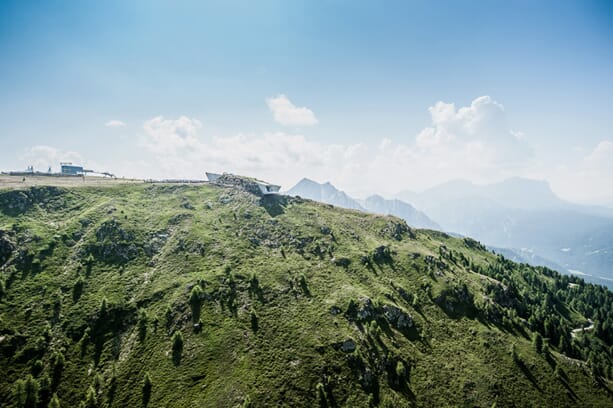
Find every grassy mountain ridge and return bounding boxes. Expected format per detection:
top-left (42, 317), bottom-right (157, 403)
top-left (0, 179), bottom-right (611, 407)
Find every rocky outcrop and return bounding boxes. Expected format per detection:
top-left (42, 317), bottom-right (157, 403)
top-left (144, 231), bottom-right (169, 257)
top-left (382, 305), bottom-right (413, 330)
top-left (333, 257), bottom-right (351, 267)
top-left (331, 339), bottom-right (357, 353)
top-left (0, 230), bottom-right (15, 265)
top-left (84, 219), bottom-right (140, 264)
top-left (95, 219), bottom-right (133, 242)
top-left (435, 283), bottom-right (476, 316)
top-left (0, 191), bottom-right (33, 216)
top-left (380, 219), bottom-right (414, 241)
top-left (341, 339), bottom-right (356, 353)
top-left (372, 245), bottom-right (392, 263)
top-left (357, 297), bottom-right (375, 321)
top-left (213, 174), bottom-right (263, 196)
top-left (345, 297), bottom-right (413, 331)
top-left (0, 187), bottom-right (66, 216)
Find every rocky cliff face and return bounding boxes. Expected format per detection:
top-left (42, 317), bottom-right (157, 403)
top-left (0, 230), bottom-right (15, 265)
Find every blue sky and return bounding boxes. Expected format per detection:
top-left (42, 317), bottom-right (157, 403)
top-left (1, 1), bottom-right (612, 204)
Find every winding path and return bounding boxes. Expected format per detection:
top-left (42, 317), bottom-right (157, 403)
top-left (570, 319), bottom-right (594, 338)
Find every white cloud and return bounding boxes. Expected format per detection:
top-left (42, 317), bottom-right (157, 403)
top-left (20, 145), bottom-right (84, 172)
top-left (266, 95), bottom-right (318, 126)
top-left (135, 97), bottom-right (534, 193)
top-left (135, 112), bottom-right (611, 206)
top-left (141, 116), bottom-right (202, 155)
top-left (391, 95), bottom-right (534, 190)
top-left (548, 140), bottom-right (613, 205)
top-left (416, 96), bottom-right (531, 169)
top-left (137, 114), bottom-right (364, 183)
top-left (17, 99), bottom-right (610, 206)
top-left (105, 120), bottom-right (126, 128)
top-left (585, 140), bottom-right (613, 174)
top-left (139, 115), bottom-right (340, 181)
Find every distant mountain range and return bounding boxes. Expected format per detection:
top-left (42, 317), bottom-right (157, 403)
top-left (358, 195), bottom-right (440, 230)
top-left (287, 177), bottom-right (613, 288)
top-left (396, 178), bottom-right (613, 288)
top-left (286, 178), bottom-right (364, 211)
top-left (286, 178), bottom-right (440, 229)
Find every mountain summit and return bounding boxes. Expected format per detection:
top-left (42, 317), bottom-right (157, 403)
top-left (360, 195), bottom-right (440, 230)
top-left (398, 177), bottom-right (565, 211)
top-left (287, 179), bottom-right (439, 229)
top-left (287, 178), bottom-right (364, 211)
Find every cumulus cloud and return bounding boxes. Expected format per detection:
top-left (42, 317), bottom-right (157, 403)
top-left (105, 120), bottom-right (126, 128)
top-left (138, 113), bottom-right (366, 183)
top-left (139, 114), bottom-right (343, 181)
top-left (142, 116), bottom-right (202, 154)
top-left (20, 145), bottom-right (84, 172)
top-left (416, 96), bottom-right (532, 169)
top-left (266, 95), bottom-right (318, 126)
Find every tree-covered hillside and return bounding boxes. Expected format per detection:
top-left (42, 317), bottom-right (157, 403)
top-left (0, 177), bottom-right (611, 407)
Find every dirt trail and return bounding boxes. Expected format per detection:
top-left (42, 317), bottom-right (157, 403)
top-left (571, 319), bottom-right (594, 338)
top-left (0, 174), bottom-right (144, 189)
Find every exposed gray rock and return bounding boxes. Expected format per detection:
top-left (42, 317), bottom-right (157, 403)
top-left (0, 191), bottom-right (32, 215)
top-left (0, 230), bottom-right (15, 265)
top-left (181, 198), bottom-right (195, 210)
top-left (341, 339), bottom-right (356, 353)
top-left (333, 257), bottom-right (351, 267)
top-left (372, 245), bottom-right (392, 263)
top-left (96, 219), bottom-right (133, 242)
top-left (0, 187), bottom-right (66, 215)
top-left (357, 297), bottom-right (375, 321)
top-left (144, 232), bottom-right (169, 257)
top-left (79, 218), bottom-right (92, 228)
top-left (382, 305), bottom-right (413, 329)
top-left (380, 219), bottom-right (413, 241)
top-left (213, 174), bottom-right (263, 196)
top-left (84, 219), bottom-right (140, 263)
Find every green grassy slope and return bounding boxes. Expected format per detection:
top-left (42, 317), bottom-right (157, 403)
top-left (0, 180), bottom-right (611, 407)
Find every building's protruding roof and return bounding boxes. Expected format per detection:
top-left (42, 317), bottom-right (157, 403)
top-left (205, 172), bottom-right (222, 182)
top-left (207, 172), bottom-right (281, 196)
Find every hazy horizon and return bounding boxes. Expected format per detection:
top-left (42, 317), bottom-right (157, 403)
top-left (1, 1), bottom-right (612, 206)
